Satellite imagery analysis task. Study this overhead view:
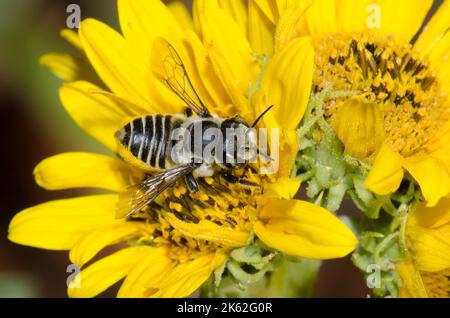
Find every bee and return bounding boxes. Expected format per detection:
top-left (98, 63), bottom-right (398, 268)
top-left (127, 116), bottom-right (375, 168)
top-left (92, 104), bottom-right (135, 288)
top-left (115, 38), bottom-right (272, 218)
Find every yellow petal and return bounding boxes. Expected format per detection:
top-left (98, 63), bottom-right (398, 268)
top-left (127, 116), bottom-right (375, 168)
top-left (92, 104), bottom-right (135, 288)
top-left (396, 261), bottom-right (428, 298)
top-left (68, 246), bottom-right (151, 298)
top-left (167, 1), bottom-right (194, 31)
top-left (117, 0), bottom-right (186, 114)
top-left (425, 32), bottom-right (450, 69)
top-left (33, 152), bottom-right (141, 192)
top-left (8, 195), bottom-right (120, 250)
top-left (194, 0), bottom-right (257, 95)
top-left (39, 53), bottom-right (99, 83)
top-left (410, 199), bottom-right (450, 229)
top-left (166, 213), bottom-right (250, 248)
top-left (59, 81), bottom-right (137, 151)
top-left (277, 129), bottom-right (300, 178)
top-left (151, 34), bottom-right (230, 116)
top-left (256, 37), bottom-right (314, 130)
top-left (274, 1), bottom-right (310, 52)
top-left (300, 0), bottom-right (338, 38)
top-left (331, 98), bottom-right (385, 160)
top-left (407, 225), bottom-right (450, 272)
top-left (206, 44), bottom-right (250, 116)
top-left (118, 247), bottom-right (173, 298)
top-left (253, 0), bottom-right (278, 23)
top-left (70, 223), bottom-right (147, 267)
top-left (415, 1), bottom-right (450, 56)
top-left (118, 0), bottom-right (182, 56)
top-left (79, 18), bottom-right (151, 110)
top-left (218, 0), bottom-right (248, 36)
top-left (248, 0), bottom-right (275, 54)
top-left (364, 142), bottom-right (404, 195)
top-left (60, 29), bottom-right (84, 52)
top-left (255, 199), bottom-right (358, 259)
top-left (337, 0), bottom-right (374, 34)
top-left (375, 0), bottom-right (433, 43)
top-left (264, 177), bottom-right (301, 200)
top-left (180, 32), bottom-right (232, 115)
top-left (148, 253), bottom-right (227, 298)
top-left (404, 155), bottom-right (450, 207)
top-left (424, 126), bottom-right (450, 165)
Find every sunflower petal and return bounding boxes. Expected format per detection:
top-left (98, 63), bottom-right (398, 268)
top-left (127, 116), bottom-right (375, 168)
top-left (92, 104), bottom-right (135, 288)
top-left (59, 81), bottom-right (137, 150)
top-left (39, 53), bottom-right (99, 83)
top-left (253, 0), bottom-right (278, 23)
top-left (404, 155), bottom-right (450, 207)
top-left (376, 0), bottom-right (433, 43)
top-left (148, 253), bottom-right (227, 298)
top-left (257, 37), bottom-right (314, 130)
top-left (415, 1), bottom-right (450, 56)
top-left (407, 225), bottom-right (450, 272)
top-left (299, 0), bottom-right (338, 38)
top-left (179, 32), bottom-right (232, 115)
top-left (60, 29), bottom-right (84, 52)
top-left (167, 1), bottom-right (194, 31)
top-left (166, 213), bottom-right (250, 248)
top-left (264, 177), bottom-right (301, 200)
top-left (118, 247), bottom-right (173, 298)
top-left (70, 223), bottom-right (146, 268)
top-left (218, 0), bottom-right (248, 36)
top-left (364, 142), bottom-right (404, 195)
top-left (206, 44), bottom-right (250, 116)
top-left (33, 152), bottom-right (141, 191)
top-left (337, 0), bottom-right (373, 34)
top-left (396, 261), bottom-right (428, 298)
top-left (410, 199), bottom-right (450, 229)
top-left (255, 199), bottom-right (358, 259)
top-left (194, 0), bottom-right (257, 95)
top-left (274, 1), bottom-right (310, 52)
top-left (8, 195), bottom-right (120, 250)
top-left (68, 246), bottom-right (151, 298)
top-left (248, 0), bottom-right (275, 54)
top-left (79, 18), bottom-right (151, 109)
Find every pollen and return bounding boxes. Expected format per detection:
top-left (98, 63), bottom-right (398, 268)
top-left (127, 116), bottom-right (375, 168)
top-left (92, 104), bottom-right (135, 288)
top-left (314, 32), bottom-right (450, 158)
top-left (127, 167), bottom-right (265, 261)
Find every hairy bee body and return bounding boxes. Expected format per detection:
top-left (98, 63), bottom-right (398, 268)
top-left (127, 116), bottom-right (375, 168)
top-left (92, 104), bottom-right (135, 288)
top-left (116, 114), bottom-right (184, 171)
top-left (116, 113), bottom-right (233, 177)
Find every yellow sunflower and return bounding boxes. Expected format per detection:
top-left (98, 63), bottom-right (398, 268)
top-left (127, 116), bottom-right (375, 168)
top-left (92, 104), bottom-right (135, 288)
top-left (396, 199), bottom-right (450, 297)
top-left (213, 0), bottom-right (450, 297)
top-left (221, 0), bottom-right (450, 208)
top-left (8, 0), bottom-right (357, 298)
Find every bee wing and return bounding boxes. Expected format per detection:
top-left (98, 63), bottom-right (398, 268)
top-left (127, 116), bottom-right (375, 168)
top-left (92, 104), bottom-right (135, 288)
top-left (116, 164), bottom-right (197, 219)
top-left (152, 37), bottom-right (210, 117)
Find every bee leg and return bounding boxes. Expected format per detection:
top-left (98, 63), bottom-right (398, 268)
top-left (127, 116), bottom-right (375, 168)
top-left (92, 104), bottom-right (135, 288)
top-left (185, 173), bottom-right (199, 193)
top-left (185, 108), bottom-right (194, 117)
top-left (221, 172), bottom-right (262, 189)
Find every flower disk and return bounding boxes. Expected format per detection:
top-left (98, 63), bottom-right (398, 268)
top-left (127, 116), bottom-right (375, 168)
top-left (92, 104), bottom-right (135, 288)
top-left (315, 32), bottom-right (450, 159)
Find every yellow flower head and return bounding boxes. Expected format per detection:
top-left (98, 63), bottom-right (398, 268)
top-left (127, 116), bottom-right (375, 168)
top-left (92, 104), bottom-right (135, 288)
top-left (234, 0), bottom-right (450, 207)
top-left (9, 0), bottom-right (357, 298)
top-left (397, 198), bottom-right (450, 297)
top-left (225, 0), bottom-right (450, 297)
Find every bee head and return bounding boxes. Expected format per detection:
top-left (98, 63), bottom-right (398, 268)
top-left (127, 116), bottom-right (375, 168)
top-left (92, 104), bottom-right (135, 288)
top-left (221, 116), bottom-right (257, 166)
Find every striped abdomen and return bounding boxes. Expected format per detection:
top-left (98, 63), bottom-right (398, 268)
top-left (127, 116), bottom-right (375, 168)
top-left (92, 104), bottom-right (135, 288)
top-left (116, 115), bottom-right (176, 170)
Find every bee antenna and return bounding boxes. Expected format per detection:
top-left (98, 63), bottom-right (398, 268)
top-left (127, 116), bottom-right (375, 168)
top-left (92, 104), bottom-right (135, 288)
top-left (251, 105), bottom-right (274, 128)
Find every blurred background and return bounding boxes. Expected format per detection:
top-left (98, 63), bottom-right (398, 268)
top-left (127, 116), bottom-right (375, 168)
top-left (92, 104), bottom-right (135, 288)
top-left (0, 0), bottom-right (443, 297)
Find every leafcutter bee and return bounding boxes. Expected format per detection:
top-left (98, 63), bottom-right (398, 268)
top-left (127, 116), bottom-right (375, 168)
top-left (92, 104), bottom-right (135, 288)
top-left (115, 38), bottom-right (272, 218)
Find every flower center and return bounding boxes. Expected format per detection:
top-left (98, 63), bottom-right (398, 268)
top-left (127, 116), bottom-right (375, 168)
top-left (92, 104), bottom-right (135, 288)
top-left (422, 269), bottom-right (450, 298)
top-left (128, 167), bottom-right (265, 261)
top-left (313, 32), bottom-right (450, 158)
